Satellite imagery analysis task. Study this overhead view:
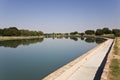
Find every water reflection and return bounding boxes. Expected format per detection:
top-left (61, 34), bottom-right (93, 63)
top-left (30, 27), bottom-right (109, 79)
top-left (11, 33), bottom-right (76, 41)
top-left (70, 37), bottom-right (78, 41)
top-left (0, 37), bottom-right (106, 48)
top-left (95, 38), bottom-right (106, 44)
top-left (80, 37), bottom-right (84, 40)
top-left (0, 38), bottom-right (44, 48)
top-left (85, 37), bottom-right (106, 44)
top-left (85, 37), bottom-right (95, 43)
top-left (0, 37), bottom-right (106, 80)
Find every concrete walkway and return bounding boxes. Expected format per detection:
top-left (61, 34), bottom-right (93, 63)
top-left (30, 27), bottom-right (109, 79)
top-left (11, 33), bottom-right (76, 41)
top-left (68, 39), bottom-right (113, 80)
top-left (43, 39), bottom-right (113, 80)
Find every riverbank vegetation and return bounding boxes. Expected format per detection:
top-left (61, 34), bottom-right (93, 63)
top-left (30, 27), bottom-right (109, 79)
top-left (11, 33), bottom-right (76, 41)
top-left (0, 27), bottom-right (120, 38)
top-left (45, 27), bottom-right (120, 38)
top-left (109, 37), bottom-right (120, 80)
top-left (0, 37), bottom-right (105, 48)
top-left (0, 27), bottom-right (44, 36)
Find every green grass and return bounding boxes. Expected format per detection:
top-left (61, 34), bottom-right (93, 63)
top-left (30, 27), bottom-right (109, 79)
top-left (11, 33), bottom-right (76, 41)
top-left (110, 59), bottom-right (120, 80)
top-left (102, 34), bottom-right (115, 38)
top-left (114, 39), bottom-right (119, 55)
top-left (109, 38), bottom-right (120, 80)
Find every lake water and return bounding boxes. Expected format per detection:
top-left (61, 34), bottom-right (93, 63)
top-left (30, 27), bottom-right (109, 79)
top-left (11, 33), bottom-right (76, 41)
top-left (0, 37), bottom-right (105, 80)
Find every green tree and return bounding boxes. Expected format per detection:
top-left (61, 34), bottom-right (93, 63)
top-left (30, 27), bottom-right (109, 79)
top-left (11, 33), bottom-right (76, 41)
top-left (112, 29), bottom-right (120, 37)
top-left (85, 30), bottom-right (95, 35)
top-left (102, 28), bottom-right (112, 34)
top-left (20, 30), bottom-right (30, 36)
top-left (3, 27), bottom-right (20, 36)
top-left (95, 29), bottom-right (103, 35)
top-left (38, 31), bottom-right (44, 36)
top-left (70, 31), bottom-right (78, 35)
top-left (80, 33), bottom-right (85, 36)
top-left (0, 29), bottom-right (3, 36)
top-left (64, 33), bottom-right (69, 35)
top-left (0, 27), bottom-right (44, 36)
top-left (20, 30), bottom-right (43, 36)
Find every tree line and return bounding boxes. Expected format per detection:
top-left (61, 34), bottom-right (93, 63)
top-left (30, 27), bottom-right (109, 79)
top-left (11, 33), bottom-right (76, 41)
top-left (69, 28), bottom-right (120, 37)
top-left (0, 27), bottom-right (120, 37)
top-left (0, 27), bottom-right (44, 36)
top-left (84, 28), bottom-right (120, 37)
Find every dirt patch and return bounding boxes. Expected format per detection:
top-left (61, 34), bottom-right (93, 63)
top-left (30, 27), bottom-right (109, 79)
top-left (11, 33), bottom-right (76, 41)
top-left (113, 55), bottom-right (120, 59)
top-left (0, 36), bottom-right (44, 41)
top-left (101, 37), bottom-right (120, 80)
top-left (109, 37), bottom-right (120, 80)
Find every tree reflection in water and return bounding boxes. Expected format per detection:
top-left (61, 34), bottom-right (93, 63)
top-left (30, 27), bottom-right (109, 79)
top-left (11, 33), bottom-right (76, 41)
top-left (85, 37), bottom-right (106, 44)
top-left (0, 38), bottom-right (44, 48)
top-left (85, 37), bottom-right (95, 43)
top-left (80, 37), bottom-right (84, 40)
top-left (0, 37), bottom-right (106, 48)
top-left (70, 37), bottom-right (78, 41)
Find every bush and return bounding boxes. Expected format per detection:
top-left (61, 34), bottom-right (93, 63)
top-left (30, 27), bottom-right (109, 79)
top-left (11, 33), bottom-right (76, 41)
top-left (95, 29), bottom-right (103, 35)
top-left (0, 27), bottom-right (44, 36)
top-left (85, 30), bottom-right (95, 35)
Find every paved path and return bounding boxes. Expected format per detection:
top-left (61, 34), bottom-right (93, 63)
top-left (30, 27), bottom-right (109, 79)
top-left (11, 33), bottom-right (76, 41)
top-left (43, 39), bottom-right (113, 80)
top-left (68, 39), bottom-right (113, 80)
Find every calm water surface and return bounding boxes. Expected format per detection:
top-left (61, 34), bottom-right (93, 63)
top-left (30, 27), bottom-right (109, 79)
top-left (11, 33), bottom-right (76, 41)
top-left (0, 37), bottom-right (105, 80)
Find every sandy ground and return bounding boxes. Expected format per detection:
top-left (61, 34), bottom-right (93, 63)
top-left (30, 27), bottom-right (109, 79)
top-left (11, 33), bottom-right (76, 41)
top-left (0, 36), bottom-right (44, 41)
top-left (101, 37), bottom-right (120, 80)
top-left (108, 37), bottom-right (120, 80)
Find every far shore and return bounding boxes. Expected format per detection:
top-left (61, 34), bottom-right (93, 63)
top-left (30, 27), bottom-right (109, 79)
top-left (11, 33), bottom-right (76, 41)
top-left (0, 36), bottom-right (44, 41)
top-left (0, 35), bottom-right (110, 41)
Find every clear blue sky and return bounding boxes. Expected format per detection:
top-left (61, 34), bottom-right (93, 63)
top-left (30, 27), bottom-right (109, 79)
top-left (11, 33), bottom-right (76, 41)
top-left (0, 0), bottom-right (119, 33)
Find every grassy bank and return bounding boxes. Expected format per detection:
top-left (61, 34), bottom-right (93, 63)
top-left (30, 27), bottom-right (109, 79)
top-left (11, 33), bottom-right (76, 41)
top-left (0, 36), bottom-right (44, 41)
top-left (109, 37), bottom-right (120, 80)
top-left (102, 34), bottom-right (115, 39)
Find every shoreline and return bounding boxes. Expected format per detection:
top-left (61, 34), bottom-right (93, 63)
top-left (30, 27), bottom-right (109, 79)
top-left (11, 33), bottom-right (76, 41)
top-left (100, 37), bottom-right (120, 80)
top-left (100, 39), bottom-right (115, 80)
top-left (43, 39), bottom-right (113, 80)
top-left (0, 36), bottom-right (44, 41)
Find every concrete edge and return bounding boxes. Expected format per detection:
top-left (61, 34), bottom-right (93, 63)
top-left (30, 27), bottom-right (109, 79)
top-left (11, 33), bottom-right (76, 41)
top-left (43, 39), bottom-right (110, 80)
top-left (100, 39), bottom-right (115, 80)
